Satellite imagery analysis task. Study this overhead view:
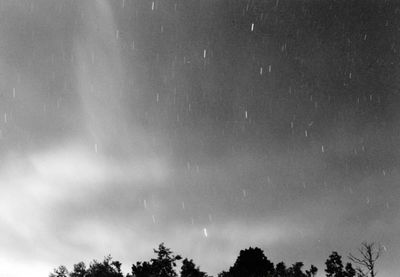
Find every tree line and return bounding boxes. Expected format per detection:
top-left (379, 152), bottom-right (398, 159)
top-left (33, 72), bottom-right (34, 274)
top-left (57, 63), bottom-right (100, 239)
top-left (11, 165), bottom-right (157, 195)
top-left (50, 242), bottom-right (382, 277)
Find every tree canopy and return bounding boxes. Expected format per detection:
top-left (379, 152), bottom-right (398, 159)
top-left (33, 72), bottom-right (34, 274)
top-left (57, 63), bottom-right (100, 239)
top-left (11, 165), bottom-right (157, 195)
top-left (50, 242), bottom-right (381, 277)
top-left (223, 247), bottom-right (274, 277)
top-left (325, 252), bottom-right (355, 277)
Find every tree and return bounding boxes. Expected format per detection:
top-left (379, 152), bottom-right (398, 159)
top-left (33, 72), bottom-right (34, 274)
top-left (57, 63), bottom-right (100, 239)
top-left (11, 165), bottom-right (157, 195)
top-left (305, 265), bottom-right (318, 277)
top-left (222, 247), bottom-right (275, 277)
top-left (180, 258), bottom-right (208, 277)
top-left (326, 252), bottom-right (344, 277)
top-left (274, 262), bottom-right (288, 277)
top-left (70, 262), bottom-right (87, 277)
top-left (49, 265), bottom-right (68, 277)
top-left (344, 263), bottom-right (356, 277)
top-left (86, 255), bottom-right (124, 277)
top-left (152, 243), bottom-right (182, 277)
top-left (287, 262), bottom-right (307, 277)
top-left (280, 262), bottom-right (317, 277)
top-left (348, 242), bottom-right (383, 277)
top-left (130, 243), bottom-right (182, 277)
top-left (130, 261), bottom-right (154, 277)
top-left (217, 271), bottom-right (230, 277)
top-left (325, 251), bottom-right (355, 277)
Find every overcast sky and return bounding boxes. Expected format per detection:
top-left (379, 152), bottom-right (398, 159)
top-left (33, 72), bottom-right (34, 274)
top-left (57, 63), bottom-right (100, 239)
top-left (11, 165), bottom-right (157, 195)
top-left (0, 1), bottom-right (399, 276)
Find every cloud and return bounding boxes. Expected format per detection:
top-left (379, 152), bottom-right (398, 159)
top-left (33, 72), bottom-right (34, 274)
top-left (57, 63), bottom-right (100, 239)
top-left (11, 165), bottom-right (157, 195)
top-left (0, 140), bottom-right (170, 277)
top-left (0, 141), bottom-right (320, 277)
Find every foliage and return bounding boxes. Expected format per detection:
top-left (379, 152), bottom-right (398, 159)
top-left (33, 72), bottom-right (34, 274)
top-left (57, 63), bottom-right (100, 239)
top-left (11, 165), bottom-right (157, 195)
top-left (49, 265), bottom-right (69, 277)
top-left (49, 241), bottom-right (383, 277)
top-left (287, 262), bottom-right (308, 277)
top-left (129, 243), bottom-right (182, 277)
top-left (274, 262), bottom-right (288, 277)
top-left (325, 251), bottom-right (355, 277)
top-left (86, 255), bottom-right (123, 277)
top-left (181, 258), bottom-right (208, 277)
top-left (70, 262), bottom-right (87, 277)
top-left (223, 247), bottom-right (275, 277)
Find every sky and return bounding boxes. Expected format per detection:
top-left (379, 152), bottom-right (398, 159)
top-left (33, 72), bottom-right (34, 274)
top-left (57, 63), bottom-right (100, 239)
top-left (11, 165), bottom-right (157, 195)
top-left (0, 0), bottom-right (399, 276)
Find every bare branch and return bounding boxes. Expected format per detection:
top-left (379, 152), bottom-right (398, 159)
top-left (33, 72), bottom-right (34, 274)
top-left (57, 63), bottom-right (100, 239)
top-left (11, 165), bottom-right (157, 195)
top-left (348, 242), bottom-right (383, 277)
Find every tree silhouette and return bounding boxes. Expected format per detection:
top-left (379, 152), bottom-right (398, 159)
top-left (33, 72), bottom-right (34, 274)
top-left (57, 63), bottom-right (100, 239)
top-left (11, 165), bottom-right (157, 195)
top-left (48, 242), bottom-right (383, 277)
top-left (180, 258), bottom-right (208, 277)
top-left (49, 265), bottom-right (68, 277)
top-left (279, 262), bottom-right (317, 277)
top-left (348, 242), bottom-right (383, 277)
top-left (217, 271), bottom-right (229, 277)
top-left (129, 261), bottom-right (153, 277)
top-left (344, 263), bottom-right (356, 277)
top-left (220, 247), bottom-right (275, 277)
top-left (325, 251), bottom-right (355, 277)
top-left (274, 262), bottom-right (288, 277)
top-left (129, 243), bottom-right (182, 277)
top-left (70, 262), bottom-right (87, 277)
top-left (85, 255), bottom-right (124, 277)
top-left (305, 265), bottom-right (318, 277)
top-left (287, 262), bottom-right (307, 277)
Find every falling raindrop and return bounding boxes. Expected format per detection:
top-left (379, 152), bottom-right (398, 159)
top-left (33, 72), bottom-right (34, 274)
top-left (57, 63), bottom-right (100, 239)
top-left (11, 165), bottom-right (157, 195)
top-left (251, 23), bottom-right (254, 31)
top-left (203, 228), bottom-right (208, 237)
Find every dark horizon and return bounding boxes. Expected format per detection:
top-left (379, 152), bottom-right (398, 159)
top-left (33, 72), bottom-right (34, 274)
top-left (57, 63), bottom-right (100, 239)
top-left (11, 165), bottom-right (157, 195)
top-left (50, 242), bottom-right (377, 277)
top-left (0, 1), bottom-right (399, 276)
